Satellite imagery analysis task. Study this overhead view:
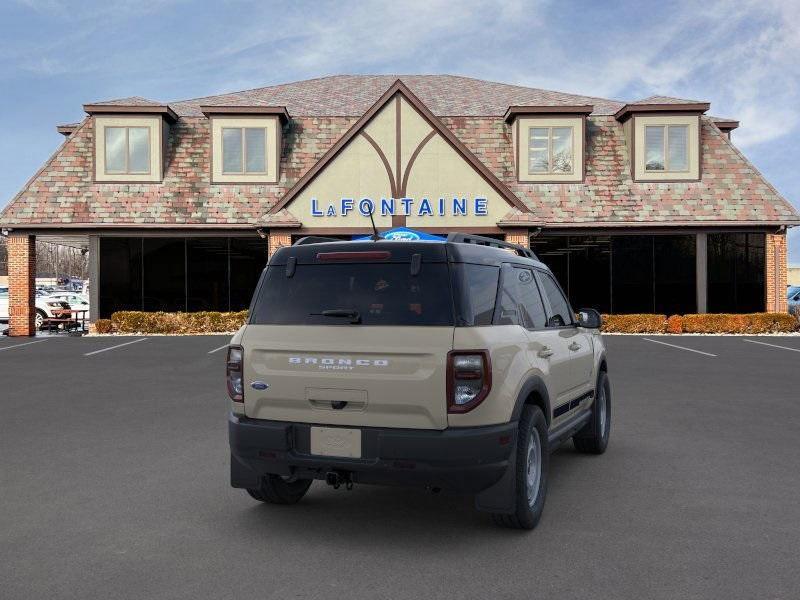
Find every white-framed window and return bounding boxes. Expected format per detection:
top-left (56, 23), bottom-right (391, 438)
top-left (104, 126), bottom-right (151, 175)
top-left (644, 124), bottom-right (689, 172)
top-left (221, 127), bottom-right (268, 174)
top-left (528, 126), bottom-right (574, 175)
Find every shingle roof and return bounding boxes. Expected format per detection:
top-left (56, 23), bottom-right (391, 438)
top-left (168, 74), bottom-right (626, 117)
top-left (2, 75), bottom-right (796, 229)
top-left (87, 96), bottom-right (164, 107)
top-left (631, 95), bottom-right (707, 105)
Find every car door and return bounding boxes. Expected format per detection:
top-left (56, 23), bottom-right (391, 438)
top-left (496, 264), bottom-right (573, 409)
top-left (0, 287), bottom-right (9, 320)
top-left (535, 270), bottom-right (595, 414)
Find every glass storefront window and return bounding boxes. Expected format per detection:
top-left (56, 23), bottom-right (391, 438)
top-left (99, 238), bottom-right (142, 317)
top-left (98, 236), bottom-right (267, 317)
top-left (708, 233), bottom-right (765, 313)
top-left (534, 234), bottom-right (697, 315)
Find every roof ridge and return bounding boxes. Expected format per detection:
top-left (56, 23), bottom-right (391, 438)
top-left (169, 74), bottom-right (626, 108)
top-left (169, 74), bottom-right (348, 105)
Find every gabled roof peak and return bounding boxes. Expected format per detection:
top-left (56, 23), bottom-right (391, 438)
top-left (87, 96), bottom-right (164, 107)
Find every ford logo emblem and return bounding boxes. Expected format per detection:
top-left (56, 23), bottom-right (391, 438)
top-left (250, 381), bottom-right (269, 390)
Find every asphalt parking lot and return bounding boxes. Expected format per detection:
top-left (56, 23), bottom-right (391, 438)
top-left (1, 334), bottom-right (799, 599)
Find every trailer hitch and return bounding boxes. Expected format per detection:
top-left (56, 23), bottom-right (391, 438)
top-left (325, 470), bottom-right (353, 490)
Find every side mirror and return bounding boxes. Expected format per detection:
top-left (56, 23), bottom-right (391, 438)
top-left (577, 308), bottom-right (602, 329)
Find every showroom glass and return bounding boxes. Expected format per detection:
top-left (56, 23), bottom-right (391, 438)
top-left (222, 127), bottom-right (267, 173)
top-left (250, 263), bottom-right (454, 326)
top-left (707, 233), bottom-right (765, 312)
top-left (104, 126), bottom-right (150, 174)
top-left (528, 127), bottom-right (573, 174)
top-left (496, 266), bottom-right (547, 328)
top-left (538, 272), bottom-right (573, 327)
top-left (645, 125), bottom-right (688, 171)
top-left (533, 234), bottom-right (701, 314)
top-left (98, 237), bottom-right (266, 317)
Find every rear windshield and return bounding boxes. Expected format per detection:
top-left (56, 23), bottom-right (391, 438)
top-left (250, 262), bottom-right (454, 326)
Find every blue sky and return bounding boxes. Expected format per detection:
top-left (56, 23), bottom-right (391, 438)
top-left (1, 0), bottom-right (798, 261)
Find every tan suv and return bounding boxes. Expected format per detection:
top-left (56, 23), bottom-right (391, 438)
top-left (227, 233), bottom-right (610, 529)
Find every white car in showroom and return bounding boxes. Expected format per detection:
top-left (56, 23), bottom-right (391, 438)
top-left (0, 286), bottom-right (73, 330)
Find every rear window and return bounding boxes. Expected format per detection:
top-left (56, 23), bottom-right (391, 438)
top-left (250, 262), bottom-right (454, 326)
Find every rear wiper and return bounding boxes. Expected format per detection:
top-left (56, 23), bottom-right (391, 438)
top-left (311, 309), bottom-right (362, 324)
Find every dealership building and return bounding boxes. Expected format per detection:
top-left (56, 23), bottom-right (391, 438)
top-left (1, 75), bottom-right (798, 335)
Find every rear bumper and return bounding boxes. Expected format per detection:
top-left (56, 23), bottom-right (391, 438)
top-left (229, 413), bottom-right (516, 493)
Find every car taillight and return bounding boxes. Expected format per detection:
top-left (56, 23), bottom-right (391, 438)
top-left (447, 350), bottom-right (491, 413)
top-left (227, 346), bottom-right (244, 402)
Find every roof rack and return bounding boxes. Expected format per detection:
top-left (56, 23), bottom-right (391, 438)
top-left (292, 236), bottom-right (342, 246)
top-left (446, 232), bottom-right (538, 260)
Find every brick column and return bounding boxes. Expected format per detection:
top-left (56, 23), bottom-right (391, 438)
top-left (765, 232), bottom-right (788, 312)
top-left (8, 234), bottom-right (36, 336)
top-left (268, 230), bottom-right (292, 259)
top-left (504, 229), bottom-right (530, 249)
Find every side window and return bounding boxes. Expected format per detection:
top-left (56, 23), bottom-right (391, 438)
top-left (496, 266), bottom-right (547, 329)
top-left (538, 272), bottom-right (574, 327)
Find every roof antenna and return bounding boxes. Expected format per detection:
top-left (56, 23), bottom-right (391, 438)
top-left (368, 204), bottom-right (380, 241)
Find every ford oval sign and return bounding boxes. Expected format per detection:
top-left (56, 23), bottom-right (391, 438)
top-left (384, 230), bottom-right (420, 241)
top-left (250, 381), bottom-right (269, 390)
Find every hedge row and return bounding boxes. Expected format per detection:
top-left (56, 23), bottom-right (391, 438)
top-left (601, 313), bottom-right (799, 334)
top-left (109, 311), bottom-right (248, 334)
top-left (94, 310), bottom-right (798, 334)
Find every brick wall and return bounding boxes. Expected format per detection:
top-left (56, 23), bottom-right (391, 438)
top-left (268, 230), bottom-right (292, 258)
top-left (7, 234), bottom-right (36, 336)
top-left (765, 232), bottom-right (788, 313)
top-left (504, 229), bottom-right (530, 249)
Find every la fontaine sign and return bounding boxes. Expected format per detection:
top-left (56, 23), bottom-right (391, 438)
top-left (310, 197), bottom-right (489, 218)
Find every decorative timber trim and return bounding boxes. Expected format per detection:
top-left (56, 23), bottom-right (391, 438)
top-left (268, 79), bottom-right (530, 215)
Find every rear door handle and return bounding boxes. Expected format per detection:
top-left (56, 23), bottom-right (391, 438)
top-left (568, 342), bottom-right (581, 351)
top-left (537, 346), bottom-right (554, 358)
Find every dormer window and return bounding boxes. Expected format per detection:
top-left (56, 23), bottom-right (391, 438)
top-left (222, 127), bottom-right (268, 174)
top-left (201, 106), bottom-right (289, 184)
top-left (105, 126), bottom-right (151, 174)
top-left (92, 116), bottom-right (165, 182)
top-left (505, 106), bottom-right (591, 183)
top-left (528, 126), bottom-right (573, 174)
top-left (84, 101), bottom-right (175, 183)
top-left (644, 124), bottom-right (688, 172)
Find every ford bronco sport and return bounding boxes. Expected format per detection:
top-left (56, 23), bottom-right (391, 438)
top-left (227, 233), bottom-right (610, 529)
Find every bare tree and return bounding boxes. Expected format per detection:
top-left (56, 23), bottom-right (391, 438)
top-left (0, 238), bottom-right (87, 280)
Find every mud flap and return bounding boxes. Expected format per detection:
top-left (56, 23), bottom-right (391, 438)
top-left (230, 453), bottom-right (261, 489)
top-left (473, 438), bottom-right (517, 514)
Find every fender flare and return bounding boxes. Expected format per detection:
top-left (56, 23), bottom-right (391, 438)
top-left (510, 375), bottom-right (552, 426)
top-left (597, 349), bottom-right (608, 374)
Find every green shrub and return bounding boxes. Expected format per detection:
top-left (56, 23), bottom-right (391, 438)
top-left (110, 310), bottom-right (248, 334)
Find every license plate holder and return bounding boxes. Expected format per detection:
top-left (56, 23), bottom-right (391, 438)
top-left (310, 427), bottom-right (362, 458)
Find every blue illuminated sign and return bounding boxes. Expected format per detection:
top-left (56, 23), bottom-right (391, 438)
top-left (310, 197), bottom-right (488, 218)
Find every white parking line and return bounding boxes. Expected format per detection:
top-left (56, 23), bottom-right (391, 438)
top-left (743, 339), bottom-right (800, 353)
top-left (0, 339), bottom-right (49, 352)
top-left (84, 338), bottom-right (147, 356)
top-left (642, 337), bottom-right (717, 357)
top-left (207, 344), bottom-right (229, 355)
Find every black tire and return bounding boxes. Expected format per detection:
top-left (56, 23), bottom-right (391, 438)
top-left (573, 370), bottom-right (611, 454)
top-left (492, 405), bottom-right (549, 530)
top-left (246, 475), bottom-right (312, 505)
